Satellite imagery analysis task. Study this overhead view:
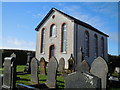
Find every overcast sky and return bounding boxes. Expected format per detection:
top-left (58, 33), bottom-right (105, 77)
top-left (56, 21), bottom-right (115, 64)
top-left (1, 2), bottom-right (119, 55)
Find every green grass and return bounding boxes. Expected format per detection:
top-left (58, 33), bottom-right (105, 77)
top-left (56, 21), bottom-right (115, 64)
top-left (16, 65), bottom-right (65, 88)
top-left (112, 72), bottom-right (119, 77)
top-left (0, 68), bottom-right (3, 74)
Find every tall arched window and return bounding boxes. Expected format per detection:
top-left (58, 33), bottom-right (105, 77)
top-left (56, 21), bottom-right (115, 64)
top-left (61, 23), bottom-right (66, 52)
top-left (101, 37), bottom-right (104, 58)
top-left (94, 34), bottom-right (98, 58)
top-left (84, 31), bottom-right (89, 57)
top-left (41, 28), bottom-right (45, 53)
top-left (50, 24), bottom-right (56, 37)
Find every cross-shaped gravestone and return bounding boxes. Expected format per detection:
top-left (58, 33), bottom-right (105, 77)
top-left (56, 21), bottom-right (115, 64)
top-left (45, 56), bottom-right (58, 88)
top-left (40, 57), bottom-right (46, 75)
top-left (90, 56), bottom-right (108, 89)
top-left (58, 58), bottom-right (65, 73)
top-left (24, 52), bottom-right (32, 73)
top-left (30, 57), bottom-right (39, 84)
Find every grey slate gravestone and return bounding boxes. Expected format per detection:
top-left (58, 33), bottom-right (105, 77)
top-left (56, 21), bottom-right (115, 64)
top-left (2, 56), bottom-right (16, 89)
top-left (58, 57), bottom-right (65, 73)
top-left (65, 72), bottom-right (101, 89)
top-left (40, 57), bottom-right (46, 75)
top-left (45, 56), bottom-right (58, 88)
top-left (31, 57), bottom-right (39, 84)
top-left (90, 56), bottom-right (108, 89)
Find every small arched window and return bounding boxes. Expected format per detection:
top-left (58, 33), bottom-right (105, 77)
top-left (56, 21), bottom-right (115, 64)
top-left (50, 24), bottom-right (56, 37)
top-left (94, 34), bottom-right (98, 58)
top-left (41, 28), bottom-right (45, 53)
top-left (61, 23), bottom-right (67, 52)
top-left (84, 31), bottom-right (89, 57)
top-left (101, 37), bottom-right (104, 58)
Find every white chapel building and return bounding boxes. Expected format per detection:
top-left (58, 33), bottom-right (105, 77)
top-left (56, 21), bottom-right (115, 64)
top-left (35, 8), bottom-right (109, 69)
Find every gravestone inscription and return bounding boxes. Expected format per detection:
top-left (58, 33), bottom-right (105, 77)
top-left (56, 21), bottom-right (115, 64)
top-left (31, 57), bottom-right (39, 84)
top-left (45, 56), bottom-right (58, 88)
top-left (58, 58), bottom-right (65, 73)
top-left (90, 56), bottom-right (108, 89)
top-left (40, 57), bottom-right (46, 75)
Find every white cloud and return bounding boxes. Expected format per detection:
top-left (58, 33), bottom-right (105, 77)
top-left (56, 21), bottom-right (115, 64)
top-left (3, 37), bottom-right (35, 51)
top-left (32, 13), bottom-right (43, 18)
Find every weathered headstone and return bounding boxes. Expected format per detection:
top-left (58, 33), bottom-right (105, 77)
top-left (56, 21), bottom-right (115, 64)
top-left (31, 57), bottom-right (39, 84)
top-left (10, 52), bottom-right (16, 58)
top-left (24, 52), bottom-right (32, 73)
top-left (77, 48), bottom-right (83, 66)
top-left (0, 75), bottom-right (3, 90)
top-left (77, 60), bottom-right (90, 73)
top-left (90, 56), bottom-right (108, 89)
top-left (39, 57), bottom-right (46, 75)
top-left (65, 71), bottom-right (101, 89)
top-left (58, 58), bottom-right (65, 73)
top-left (45, 56), bottom-right (58, 88)
top-left (68, 54), bottom-right (75, 73)
top-left (2, 56), bottom-right (16, 89)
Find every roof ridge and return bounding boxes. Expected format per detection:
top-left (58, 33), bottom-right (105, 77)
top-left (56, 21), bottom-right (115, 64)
top-left (35, 8), bottom-right (109, 37)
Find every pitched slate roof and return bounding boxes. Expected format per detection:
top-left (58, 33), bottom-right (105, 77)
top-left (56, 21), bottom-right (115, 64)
top-left (35, 8), bottom-right (109, 37)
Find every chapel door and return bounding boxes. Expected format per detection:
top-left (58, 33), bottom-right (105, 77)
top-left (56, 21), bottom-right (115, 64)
top-left (49, 45), bottom-right (55, 59)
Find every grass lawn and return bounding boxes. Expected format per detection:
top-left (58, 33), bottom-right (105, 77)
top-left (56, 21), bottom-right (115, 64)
top-left (16, 65), bottom-right (64, 88)
top-left (16, 65), bottom-right (120, 89)
top-left (0, 68), bottom-right (3, 74)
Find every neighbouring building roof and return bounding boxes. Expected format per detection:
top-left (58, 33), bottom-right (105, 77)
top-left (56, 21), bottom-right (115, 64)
top-left (35, 8), bottom-right (109, 37)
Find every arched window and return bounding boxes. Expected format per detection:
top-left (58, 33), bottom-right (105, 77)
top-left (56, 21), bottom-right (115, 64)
top-left (84, 31), bottom-right (89, 57)
top-left (101, 37), bottom-right (104, 58)
top-left (61, 23), bottom-right (66, 52)
top-left (41, 28), bottom-right (45, 53)
top-left (50, 24), bottom-right (56, 37)
top-left (94, 34), bottom-right (98, 58)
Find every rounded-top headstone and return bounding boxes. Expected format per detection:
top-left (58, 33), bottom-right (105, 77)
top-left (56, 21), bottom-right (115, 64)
top-left (90, 56), bottom-right (108, 88)
top-left (30, 57), bottom-right (39, 84)
top-left (46, 56), bottom-right (58, 88)
top-left (40, 57), bottom-right (46, 75)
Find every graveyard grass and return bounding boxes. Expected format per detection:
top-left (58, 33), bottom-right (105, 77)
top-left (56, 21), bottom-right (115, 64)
top-left (16, 65), bottom-right (64, 88)
top-left (16, 65), bottom-right (120, 89)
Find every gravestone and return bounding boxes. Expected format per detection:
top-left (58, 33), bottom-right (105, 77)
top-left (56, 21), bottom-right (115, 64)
top-left (77, 48), bottom-right (83, 66)
top-left (68, 54), bottom-right (75, 73)
top-left (0, 75), bottom-right (3, 90)
top-left (65, 71), bottom-right (101, 89)
top-left (90, 56), bottom-right (108, 89)
top-left (24, 52), bottom-right (32, 73)
top-left (45, 56), bottom-right (58, 88)
top-left (31, 57), bottom-right (39, 84)
top-left (39, 57), bottom-right (46, 75)
top-left (77, 60), bottom-right (90, 73)
top-left (2, 56), bottom-right (16, 89)
top-left (58, 58), bottom-right (65, 73)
